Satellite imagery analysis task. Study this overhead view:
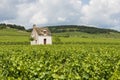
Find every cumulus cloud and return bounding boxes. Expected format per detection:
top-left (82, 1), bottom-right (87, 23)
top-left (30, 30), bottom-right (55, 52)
top-left (81, 0), bottom-right (120, 30)
top-left (0, 0), bottom-right (120, 31)
top-left (0, 0), bottom-right (83, 27)
top-left (0, 0), bottom-right (18, 21)
top-left (0, 0), bottom-right (34, 25)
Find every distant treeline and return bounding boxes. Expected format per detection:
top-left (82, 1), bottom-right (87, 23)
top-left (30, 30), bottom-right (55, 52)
top-left (27, 25), bottom-right (120, 34)
top-left (0, 23), bottom-right (119, 34)
top-left (47, 25), bottom-right (119, 34)
top-left (0, 23), bottom-right (25, 30)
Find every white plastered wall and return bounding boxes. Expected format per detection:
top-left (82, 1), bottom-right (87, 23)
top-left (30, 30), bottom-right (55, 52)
top-left (38, 36), bottom-right (52, 45)
top-left (31, 29), bottom-right (39, 45)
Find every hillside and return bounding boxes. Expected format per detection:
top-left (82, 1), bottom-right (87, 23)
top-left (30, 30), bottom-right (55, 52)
top-left (0, 28), bottom-right (29, 43)
top-left (47, 25), bottom-right (120, 34)
top-left (1, 23), bottom-right (119, 34)
top-left (0, 28), bottom-right (29, 36)
top-left (27, 25), bottom-right (120, 34)
top-left (27, 25), bottom-right (120, 38)
top-left (0, 23), bottom-right (29, 42)
top-left (0, 24), bottom-right (120, 45)
top-left (0, 23), bottom-right (25, 31)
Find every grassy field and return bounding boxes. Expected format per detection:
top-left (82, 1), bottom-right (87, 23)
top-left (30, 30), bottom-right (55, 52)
top-left (0, 28), bottom-right (120, 79)
top-left (0, 28), bottom-right (120, 44)
top-left (53, 32), bottom-right (120, 38)
top-left (0, 29), bottom-right (29, 42)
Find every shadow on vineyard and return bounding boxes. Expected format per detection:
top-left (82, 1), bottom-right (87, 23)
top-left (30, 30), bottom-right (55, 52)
top-left (0, 41), bottom-right (120, 45)
top-left (0, 42), bottom-right (29, 45)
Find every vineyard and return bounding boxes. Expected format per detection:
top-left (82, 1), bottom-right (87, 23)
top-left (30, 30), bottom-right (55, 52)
top-left (0, 28), bottom-right (120, 79)
top-left (0, 44), bottom-right (120, 80)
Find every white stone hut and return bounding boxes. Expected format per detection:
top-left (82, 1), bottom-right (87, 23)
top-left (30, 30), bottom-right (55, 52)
top-left (30, 25), bottom-right (52, 45)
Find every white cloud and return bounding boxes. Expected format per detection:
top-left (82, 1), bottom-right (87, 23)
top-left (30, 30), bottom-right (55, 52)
top-left (0, 0), bottom-right (18, 21)
top-left (15, 0), bottom-right (82, 27)
top-left (30, 12), bottom-right (48, 24)
top-left (0, 0), bottom-right (120, 31)
top-left (57, 17), bottom-right (66, 22)
top-left (81, 0), bottom-right (120, 31)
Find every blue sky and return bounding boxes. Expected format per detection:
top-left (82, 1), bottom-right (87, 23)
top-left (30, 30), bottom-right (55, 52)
top-left (81, 0), bottom-right (90, 4)
top-left (0, 0), bottom-right (120, 31)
